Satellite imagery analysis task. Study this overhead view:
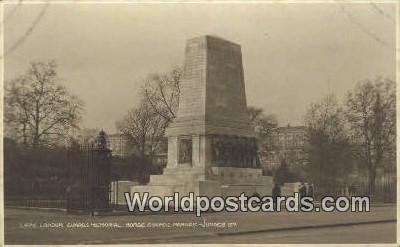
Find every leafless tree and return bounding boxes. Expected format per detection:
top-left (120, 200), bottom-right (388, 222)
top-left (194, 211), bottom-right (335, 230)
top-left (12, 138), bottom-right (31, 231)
top-left (346, 77), bottom-right (395, 193)
top-left (142, 67), bottom-right (182, 124)
top-left (304, 94), bottom-right (353, 192)
top-left (5, 61), bottom-right (84, 147)
top-left (248, 106), bottom-right (278, 140)
top-left (248, 106), bottom-right (279, 173)
top-left (116, 99), bottom-right (167, 158)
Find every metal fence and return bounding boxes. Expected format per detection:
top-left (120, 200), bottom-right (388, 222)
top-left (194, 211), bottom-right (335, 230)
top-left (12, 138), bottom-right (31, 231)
top-left (5, 198), bottom-right (66, 209)
top-left (66, 142), bottom-right (112, 213)
top-left (314, 180), bottom-right (396, 203)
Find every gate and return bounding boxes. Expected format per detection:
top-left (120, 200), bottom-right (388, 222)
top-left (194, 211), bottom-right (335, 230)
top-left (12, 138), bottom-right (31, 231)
top-left (66, 131), bottom-right (112, 213)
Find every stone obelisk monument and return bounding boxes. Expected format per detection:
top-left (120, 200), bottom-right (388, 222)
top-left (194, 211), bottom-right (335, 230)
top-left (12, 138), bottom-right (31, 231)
top-left (131, 35), bottom-right (273, 197)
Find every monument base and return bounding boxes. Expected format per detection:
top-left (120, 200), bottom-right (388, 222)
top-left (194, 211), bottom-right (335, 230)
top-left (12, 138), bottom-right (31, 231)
top-left (129, 167), bottom-right (273, 200)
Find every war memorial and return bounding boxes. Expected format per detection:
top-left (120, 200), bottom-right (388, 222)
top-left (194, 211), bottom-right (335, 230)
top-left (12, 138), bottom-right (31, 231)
top-left (4, 4), bottom-right (396, 244)
top-left (130, 35), bottom-right (274, 199)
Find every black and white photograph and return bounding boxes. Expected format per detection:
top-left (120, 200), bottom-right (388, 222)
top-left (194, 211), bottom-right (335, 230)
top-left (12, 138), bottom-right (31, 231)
top-left (2, 1), bottom-right (398, 245)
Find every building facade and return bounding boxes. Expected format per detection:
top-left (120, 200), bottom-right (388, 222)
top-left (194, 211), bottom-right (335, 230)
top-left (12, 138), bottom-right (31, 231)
top-left (74, 130), bottom-right (130, 158)
top-left (106, 134), bottom-right (129, 158)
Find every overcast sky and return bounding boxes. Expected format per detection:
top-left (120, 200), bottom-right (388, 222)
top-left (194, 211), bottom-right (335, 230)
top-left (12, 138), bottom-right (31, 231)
top-left (5, 2), bottom-right (396, 133)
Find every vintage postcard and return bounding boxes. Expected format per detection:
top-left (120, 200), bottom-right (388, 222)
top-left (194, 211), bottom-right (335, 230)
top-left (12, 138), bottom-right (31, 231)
top-left (1, 1), bottom-right (398, 245)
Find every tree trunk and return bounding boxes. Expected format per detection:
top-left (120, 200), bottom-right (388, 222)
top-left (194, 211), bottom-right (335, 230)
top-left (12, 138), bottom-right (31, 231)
top-left (33, 102), bottom-right (40, 147)
top-left (22, 123), bottom-right (27, 146)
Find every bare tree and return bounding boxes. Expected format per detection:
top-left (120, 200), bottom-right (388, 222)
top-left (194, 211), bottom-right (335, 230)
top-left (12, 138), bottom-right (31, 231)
top-left (115, 67), bottom-right (181, 181)
top-left (248, 106), bottom-right (278, 140)
top-left (142, 67), bottom-right (182, 124)
top-left (248, 106), bottom-right (264, 122)
top-left (304, 94), bottom-right (353, 192)
top-left (248, 106), bottom-right (279, 173)
top-left (346, 77), bottom-right (395, 193)
top-left (116, 99), bottom-right (167, 158)
top-left (5, 61), bottom-right (84, 147)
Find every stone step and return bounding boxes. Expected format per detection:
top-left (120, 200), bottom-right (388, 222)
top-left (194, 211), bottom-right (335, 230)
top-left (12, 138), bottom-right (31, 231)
top-left (162, 167), bottom-right (205, 175)
top-left (149, 173), bottom-right (206, 186)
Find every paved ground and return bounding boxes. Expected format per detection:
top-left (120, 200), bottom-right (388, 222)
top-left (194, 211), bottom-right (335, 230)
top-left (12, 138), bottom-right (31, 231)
top-left (4, 205), bottom-right (396, 244)
top-left (164, 221), bottom-right (396, 244)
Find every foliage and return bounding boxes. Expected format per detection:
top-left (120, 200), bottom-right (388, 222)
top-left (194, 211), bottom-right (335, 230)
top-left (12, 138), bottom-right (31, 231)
top-left (4, 137), bottom-right (68, 199)
top-left (274, 159), bottom-right (296, 185)
top-left (111, 154), bottom-right (162, 184)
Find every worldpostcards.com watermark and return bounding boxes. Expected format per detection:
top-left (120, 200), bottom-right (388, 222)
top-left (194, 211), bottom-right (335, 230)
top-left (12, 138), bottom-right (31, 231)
top-left (124, 192), bottom-right (370, 217)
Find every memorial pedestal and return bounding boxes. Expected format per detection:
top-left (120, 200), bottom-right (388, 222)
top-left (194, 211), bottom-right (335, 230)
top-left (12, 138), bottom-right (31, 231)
top-left (131, 167), bottom-right (273, 198)
top-left (130, 35), bottom-right (273, 201)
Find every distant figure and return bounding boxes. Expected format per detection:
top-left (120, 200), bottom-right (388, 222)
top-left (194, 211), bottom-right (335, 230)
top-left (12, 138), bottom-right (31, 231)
top-left (272, 183), bottom-right (281, 210)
